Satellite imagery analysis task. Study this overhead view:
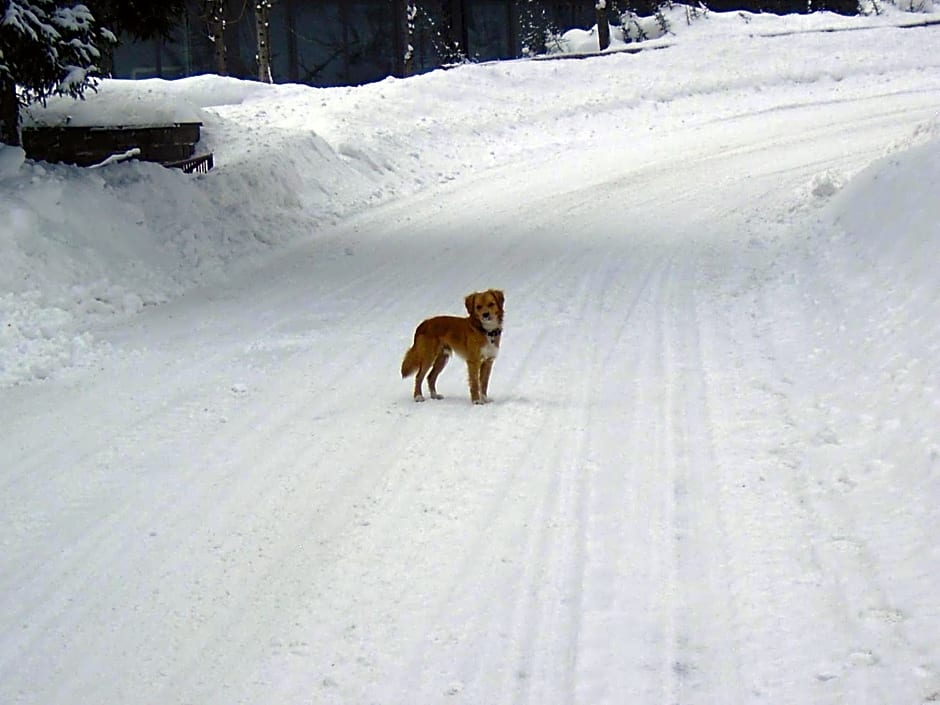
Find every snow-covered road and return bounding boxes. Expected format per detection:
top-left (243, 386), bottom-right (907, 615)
top-left (3, 14), bottom-right (940, 705)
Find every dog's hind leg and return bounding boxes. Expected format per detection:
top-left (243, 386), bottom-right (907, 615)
top-left (413, 360), bottom-right (430, 402)
top-left (427, 348), bottom-right (450, 400)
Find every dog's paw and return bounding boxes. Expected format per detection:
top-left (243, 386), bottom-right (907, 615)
top-left (472, 398), bottom-right (486, 405)
top-left (414, 394), bottom-right (426, 402)
top-left (430, 393), bottom-right (444, 400)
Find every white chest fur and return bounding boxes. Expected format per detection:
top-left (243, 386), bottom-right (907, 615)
top-left (481, 339), bottom-right (499, 360)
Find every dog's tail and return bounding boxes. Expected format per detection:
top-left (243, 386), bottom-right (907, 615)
top-left (401, 344), bottom-right (420, 379)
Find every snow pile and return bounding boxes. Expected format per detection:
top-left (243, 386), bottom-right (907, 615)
top-left (3, 80), bottom-right (398, 385)
top-left (778, 128), bottom-right (940, 482)
top-left (24, 86), bottom-right (204, 128)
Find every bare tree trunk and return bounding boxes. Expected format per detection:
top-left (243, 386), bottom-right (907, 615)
top-left (404, 1), bottom-right (417, 76)
top-left (596, 0), bottom-right (610, 51)
top-left (285, 0), bottom-right (298, 82)
top-left (255, 0), bottom-right (273, 83)
top-left (445, 0), bottom-right (468, 60)
top-left (0, 77), bottom-right (20, 147)
top-left (203, 0), bottom-right (228, 75)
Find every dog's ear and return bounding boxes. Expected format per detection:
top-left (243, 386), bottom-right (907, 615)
top-left (490, 289), bottom-right (504, 309)
top-left (465, 292), bottom-right (477, 315)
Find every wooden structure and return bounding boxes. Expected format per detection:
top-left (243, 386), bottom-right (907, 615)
top-left (21, 122), bottom-right (213, 172)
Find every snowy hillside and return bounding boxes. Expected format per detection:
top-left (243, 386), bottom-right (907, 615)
top-left (2, 7), bottom-right (940, 705)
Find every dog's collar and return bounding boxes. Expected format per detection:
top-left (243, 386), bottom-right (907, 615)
top-left (473, 318), bottom-right (502, 338)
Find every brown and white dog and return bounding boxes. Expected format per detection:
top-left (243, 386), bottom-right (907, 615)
top-left (401, 289), bottom-right (504, 404)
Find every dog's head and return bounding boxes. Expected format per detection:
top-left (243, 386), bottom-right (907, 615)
top-left (465, 289), bottom-right (504, 332)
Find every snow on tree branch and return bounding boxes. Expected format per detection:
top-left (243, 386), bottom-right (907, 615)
top-left (1, 1), bottom-right (115, 145)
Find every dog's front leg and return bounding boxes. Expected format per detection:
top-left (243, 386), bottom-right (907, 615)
top-left (480, 358), bottom-right (494, 403)
top-left (466, 359), bottom-right (484, 404)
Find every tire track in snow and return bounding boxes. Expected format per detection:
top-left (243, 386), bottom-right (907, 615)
top-left (660, 254), bottom-right (744, 705)
top-left (572, 252), bottom-right (698, 705)
top-left (0, 235), bottom-right (404, 571)
top-left (0, 289), bottom-right (424, 704)
top-left (562, 244), bottom-right (668, 702)
top-left (573, 249), bottom-right (747, 705)
top-left (505, 249), bottom-right (645, 705)
top-left (742, 262), bottom-right (940, 704)
top-left (692, 235), bottom-right (940, 704)
top-left (648, 255), bottom-right (682, 705)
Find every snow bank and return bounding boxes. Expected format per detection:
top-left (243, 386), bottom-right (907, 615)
top-left (743, 127), bottom-right (940, 631)
top-left (795, 128), bottom-right (940, 463)
top-left (3, 80), bottom-right (398, 386)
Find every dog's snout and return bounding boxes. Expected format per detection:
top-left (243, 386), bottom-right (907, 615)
top-left (482, 312), bottom-right (491, 319)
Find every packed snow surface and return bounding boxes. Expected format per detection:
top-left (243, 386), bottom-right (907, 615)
top-left (1, 8), bottom-right (939, 705)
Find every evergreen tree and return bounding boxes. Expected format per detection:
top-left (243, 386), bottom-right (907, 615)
top-left (0, 0), bottom-right (114, 146)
